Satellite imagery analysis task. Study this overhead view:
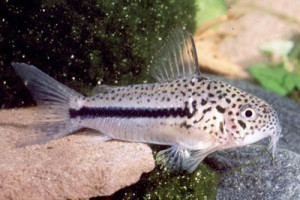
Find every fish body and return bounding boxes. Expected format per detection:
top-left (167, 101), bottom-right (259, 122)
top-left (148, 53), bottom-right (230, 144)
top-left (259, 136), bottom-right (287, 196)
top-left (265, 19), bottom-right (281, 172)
top-left (12, 29), bottom-right (281, 173)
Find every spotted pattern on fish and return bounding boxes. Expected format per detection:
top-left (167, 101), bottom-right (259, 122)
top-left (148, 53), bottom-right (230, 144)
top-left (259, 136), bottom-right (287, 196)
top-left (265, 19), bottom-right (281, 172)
top-left (12, 29), bottom-right (281, 173)
top-left (69, 77), bottom-right (280, 151)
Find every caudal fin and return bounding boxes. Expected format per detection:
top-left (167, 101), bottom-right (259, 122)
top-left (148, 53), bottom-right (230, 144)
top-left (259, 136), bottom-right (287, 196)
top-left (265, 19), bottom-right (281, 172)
top-left (12, 62), bottom-right (84, 147)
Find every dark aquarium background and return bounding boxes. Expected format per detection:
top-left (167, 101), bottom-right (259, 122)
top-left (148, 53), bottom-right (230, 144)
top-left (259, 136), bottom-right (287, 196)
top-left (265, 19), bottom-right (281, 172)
top-left (0, 0), bottom-right (196, 108)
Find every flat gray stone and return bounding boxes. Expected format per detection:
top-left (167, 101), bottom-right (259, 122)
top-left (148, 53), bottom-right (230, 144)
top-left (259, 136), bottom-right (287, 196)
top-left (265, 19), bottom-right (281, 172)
top-left (210, 146), bottom-right (300, 200)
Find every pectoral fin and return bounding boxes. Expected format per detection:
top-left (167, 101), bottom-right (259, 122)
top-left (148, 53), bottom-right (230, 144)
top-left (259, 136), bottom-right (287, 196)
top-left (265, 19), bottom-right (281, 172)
top-left (156, 146), bottom-right (191, 173)
top-left (156, 146), bottom-right (218, 173)
top-left (184, 147), bottom-right (218, 173)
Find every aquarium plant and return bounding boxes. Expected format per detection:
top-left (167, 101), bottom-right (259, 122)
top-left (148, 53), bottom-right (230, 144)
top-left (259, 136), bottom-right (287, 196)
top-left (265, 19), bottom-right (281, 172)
top-left (249, 40), bottom-right (300, 101)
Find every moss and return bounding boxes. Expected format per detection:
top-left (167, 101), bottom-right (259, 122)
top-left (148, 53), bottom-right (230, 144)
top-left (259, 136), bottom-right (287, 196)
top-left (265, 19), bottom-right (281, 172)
top-left (0, 0), bottom-right (196, 108)
top-left (100, 147), bottom-right (219, 200)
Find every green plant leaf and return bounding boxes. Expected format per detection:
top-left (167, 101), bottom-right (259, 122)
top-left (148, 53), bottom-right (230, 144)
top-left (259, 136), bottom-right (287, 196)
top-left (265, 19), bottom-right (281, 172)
top-left (295, 75), bottom-right (300, 90)
top-left (249, 64), bottom-right (287, 83)
top-left (283, 73), bottom-right (299, 92)
top-left (248, 65), bottom-right (288, 95)
top-left (259, 78), bottom-right (288, 95)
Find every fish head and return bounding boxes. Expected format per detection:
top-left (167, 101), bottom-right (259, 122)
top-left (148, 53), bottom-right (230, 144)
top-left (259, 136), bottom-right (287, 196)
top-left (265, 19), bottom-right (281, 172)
top-left (222, 88), bottom-right (281, 157)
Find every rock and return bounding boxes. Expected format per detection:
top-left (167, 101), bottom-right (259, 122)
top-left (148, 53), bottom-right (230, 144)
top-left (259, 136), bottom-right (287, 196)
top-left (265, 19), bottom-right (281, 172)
top-left (218, 0), bottom-right (300, 68)
top-left (0, 108), bottom-right (155, 199)
top-left (210, 146), bottom-right (300, 200)
top-left (206, 76), bottom-right (300, 200)
top-left (193, 0), bottom-right (300, 79)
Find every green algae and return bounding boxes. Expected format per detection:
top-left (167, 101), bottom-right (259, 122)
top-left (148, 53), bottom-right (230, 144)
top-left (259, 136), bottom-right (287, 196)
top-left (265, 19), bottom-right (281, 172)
top-left (107, 147), bottom-right (219, 200)
top-left (0, 0), bottom-right (196, 108)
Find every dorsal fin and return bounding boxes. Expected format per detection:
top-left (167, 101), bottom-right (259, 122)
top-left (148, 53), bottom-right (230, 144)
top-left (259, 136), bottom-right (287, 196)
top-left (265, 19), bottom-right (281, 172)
top-left (150, 28), bottom-right (200, 82)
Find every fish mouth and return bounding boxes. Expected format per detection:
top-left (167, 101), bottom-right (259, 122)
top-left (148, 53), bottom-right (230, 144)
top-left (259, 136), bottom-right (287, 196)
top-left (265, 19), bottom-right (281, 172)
top-left (267, 124), bottom-right (282, 158)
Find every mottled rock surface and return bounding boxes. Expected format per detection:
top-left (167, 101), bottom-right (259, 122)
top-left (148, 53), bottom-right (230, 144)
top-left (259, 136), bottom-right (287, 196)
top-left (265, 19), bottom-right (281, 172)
top-left (218, 0), bottom-right (300, 68)
top-left (0, 108), bottom-right (155, 199)
top-left (211, 146), bottom-right (300, 200)
top-left (208, 76), bottom-right (300, 200)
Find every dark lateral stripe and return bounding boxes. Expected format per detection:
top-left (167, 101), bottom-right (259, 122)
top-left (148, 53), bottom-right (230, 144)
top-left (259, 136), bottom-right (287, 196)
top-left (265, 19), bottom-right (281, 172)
top-left (69, 104), bottom-right (197, 119)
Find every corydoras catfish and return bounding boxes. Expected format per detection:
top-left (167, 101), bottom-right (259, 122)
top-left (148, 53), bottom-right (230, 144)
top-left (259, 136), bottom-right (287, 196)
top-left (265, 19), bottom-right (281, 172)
top-left (12, 29), bottom-right (281, 173)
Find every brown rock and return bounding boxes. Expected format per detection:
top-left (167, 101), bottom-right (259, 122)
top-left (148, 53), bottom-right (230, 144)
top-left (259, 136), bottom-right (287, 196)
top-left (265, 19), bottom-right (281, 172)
top-left (218, 0), bottom-right (300, 68)
top-left (193, 0), bottom-right (300, 79)
top-left (0, 108), bottom-right (155, 199)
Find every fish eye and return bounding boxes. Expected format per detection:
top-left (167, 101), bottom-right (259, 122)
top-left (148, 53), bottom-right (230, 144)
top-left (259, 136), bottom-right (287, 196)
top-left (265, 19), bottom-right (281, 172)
top-left (245, 110), bottom-right (253, 117)
top-left (241, 105), bottom-right (257, 120)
